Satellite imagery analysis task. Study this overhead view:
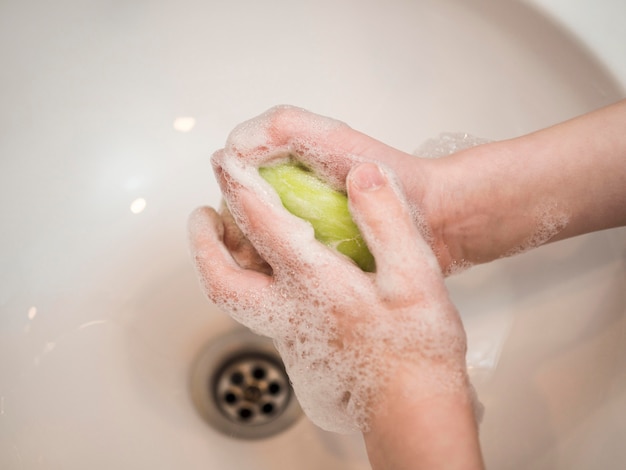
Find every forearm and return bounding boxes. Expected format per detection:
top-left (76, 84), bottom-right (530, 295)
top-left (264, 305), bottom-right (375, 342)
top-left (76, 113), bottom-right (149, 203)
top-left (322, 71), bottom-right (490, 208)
top-left (363, 367), bottom-right (484, 470)
top-left (517, 99), bottom-right (626, 240)
top-left (424, 100), bottom-right (626, 266)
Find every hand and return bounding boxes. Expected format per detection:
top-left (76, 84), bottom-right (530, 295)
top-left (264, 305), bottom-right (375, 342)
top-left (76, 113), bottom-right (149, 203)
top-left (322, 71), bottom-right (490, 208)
top-left (201, 105), bottom-right (529, 277)
top-left (205, 101), bottom-right (626, 278)
top-left (188, 161), bottom-right (470, 434)
top-left (205, 105), bottom-right (457, 272)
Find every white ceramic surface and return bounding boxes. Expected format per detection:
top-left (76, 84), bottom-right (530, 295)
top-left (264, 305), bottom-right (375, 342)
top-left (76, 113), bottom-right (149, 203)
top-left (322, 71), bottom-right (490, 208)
top-left (1, 0), bottom-right (624, 469)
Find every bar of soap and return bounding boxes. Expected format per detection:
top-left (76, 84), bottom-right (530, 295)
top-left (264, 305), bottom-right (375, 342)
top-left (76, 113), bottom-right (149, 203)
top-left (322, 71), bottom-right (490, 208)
top-left (259, 162), bottom-right (375, 272)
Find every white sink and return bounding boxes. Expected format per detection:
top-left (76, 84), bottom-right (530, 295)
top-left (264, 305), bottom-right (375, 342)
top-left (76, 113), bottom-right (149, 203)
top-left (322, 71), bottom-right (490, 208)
top-left (1, 0), bottom-right (624, 468)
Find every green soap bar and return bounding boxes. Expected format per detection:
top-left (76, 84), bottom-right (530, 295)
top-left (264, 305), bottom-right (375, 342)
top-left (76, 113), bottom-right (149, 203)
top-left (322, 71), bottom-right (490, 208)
top-left (259, 162), bottom-right (375, 272)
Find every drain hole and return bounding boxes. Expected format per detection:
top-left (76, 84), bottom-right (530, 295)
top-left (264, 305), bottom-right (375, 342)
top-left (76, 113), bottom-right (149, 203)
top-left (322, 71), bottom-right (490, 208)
top-left (213, 353), bottom-right (291, 427)
top-left (224, 392), bottom-right (238, 404)
top-left (252, 367), bottom-right (266, 380)
top-left (190, 329), bottom-right (302, 440)
top-left (239, 408), bottom-right (254, 420)
top-left (230, 372), bottom-right (244, 385)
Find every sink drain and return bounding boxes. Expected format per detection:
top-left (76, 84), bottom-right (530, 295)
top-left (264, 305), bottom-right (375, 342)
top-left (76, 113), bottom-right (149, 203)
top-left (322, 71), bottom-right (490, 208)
top-left (190, 329), bottom-right (302, 439)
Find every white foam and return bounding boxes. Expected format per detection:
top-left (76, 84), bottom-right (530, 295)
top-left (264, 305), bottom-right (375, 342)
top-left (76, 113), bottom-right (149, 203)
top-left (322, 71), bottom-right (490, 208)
top-left (414, 132), bottom-right (492, 159)
top-left (504, 201), bottom-right (570, 257)
top-left (223, 105), bottom-right (348, 183)
top-left (444, 258), bottom-right (474, 277)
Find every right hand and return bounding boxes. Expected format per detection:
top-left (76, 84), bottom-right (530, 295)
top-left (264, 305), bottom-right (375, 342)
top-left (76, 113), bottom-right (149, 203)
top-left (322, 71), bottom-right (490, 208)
top-left (189, 160), bottom-right (471, 433)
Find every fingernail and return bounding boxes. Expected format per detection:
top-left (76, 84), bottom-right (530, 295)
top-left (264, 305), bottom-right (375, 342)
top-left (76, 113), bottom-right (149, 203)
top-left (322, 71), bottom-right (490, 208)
top-left (351, 163), bottom-right (386, 191)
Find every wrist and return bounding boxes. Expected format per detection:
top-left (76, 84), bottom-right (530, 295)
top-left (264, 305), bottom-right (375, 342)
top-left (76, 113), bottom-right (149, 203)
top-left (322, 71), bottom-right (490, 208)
top-left (364, 365), bottom-right (484, 470)
top-left (421, 100), bottom-right (626, 273)
top-left (422, 139), bottom-right (558, 272)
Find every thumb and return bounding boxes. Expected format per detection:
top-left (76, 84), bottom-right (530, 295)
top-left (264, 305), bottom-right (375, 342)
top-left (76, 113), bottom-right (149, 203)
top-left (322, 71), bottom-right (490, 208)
top-left (347, 163), bottom-right (443, 301)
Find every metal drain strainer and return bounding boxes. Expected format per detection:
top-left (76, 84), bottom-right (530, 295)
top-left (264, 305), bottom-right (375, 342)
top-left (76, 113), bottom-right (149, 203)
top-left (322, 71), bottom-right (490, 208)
top-left (190, 328), bottom-right (302, 439)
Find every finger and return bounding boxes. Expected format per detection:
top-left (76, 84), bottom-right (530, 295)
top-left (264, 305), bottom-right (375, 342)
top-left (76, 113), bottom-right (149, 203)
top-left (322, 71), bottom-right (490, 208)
top-left (213, 151), bottom-right (366, 283)
top-left (229, 184), bottom-right (344, 277)
top-left (263, 106), bottom-right (361, 189)
top-left (223, 106), bottom-right (409, 190)
top-left (219, 202), bottom-right (272, 275)
top-left (346, 163), bottom-right (445, 303)
top-left (214, 143), bottom-right (351, 276)
top-left (188, 206), bottom-right (278, 335)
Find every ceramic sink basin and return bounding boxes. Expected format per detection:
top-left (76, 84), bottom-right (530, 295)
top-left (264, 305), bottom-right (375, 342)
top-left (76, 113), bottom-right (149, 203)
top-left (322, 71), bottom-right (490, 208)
top-left (1, 0), bottom-right (624, 468)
